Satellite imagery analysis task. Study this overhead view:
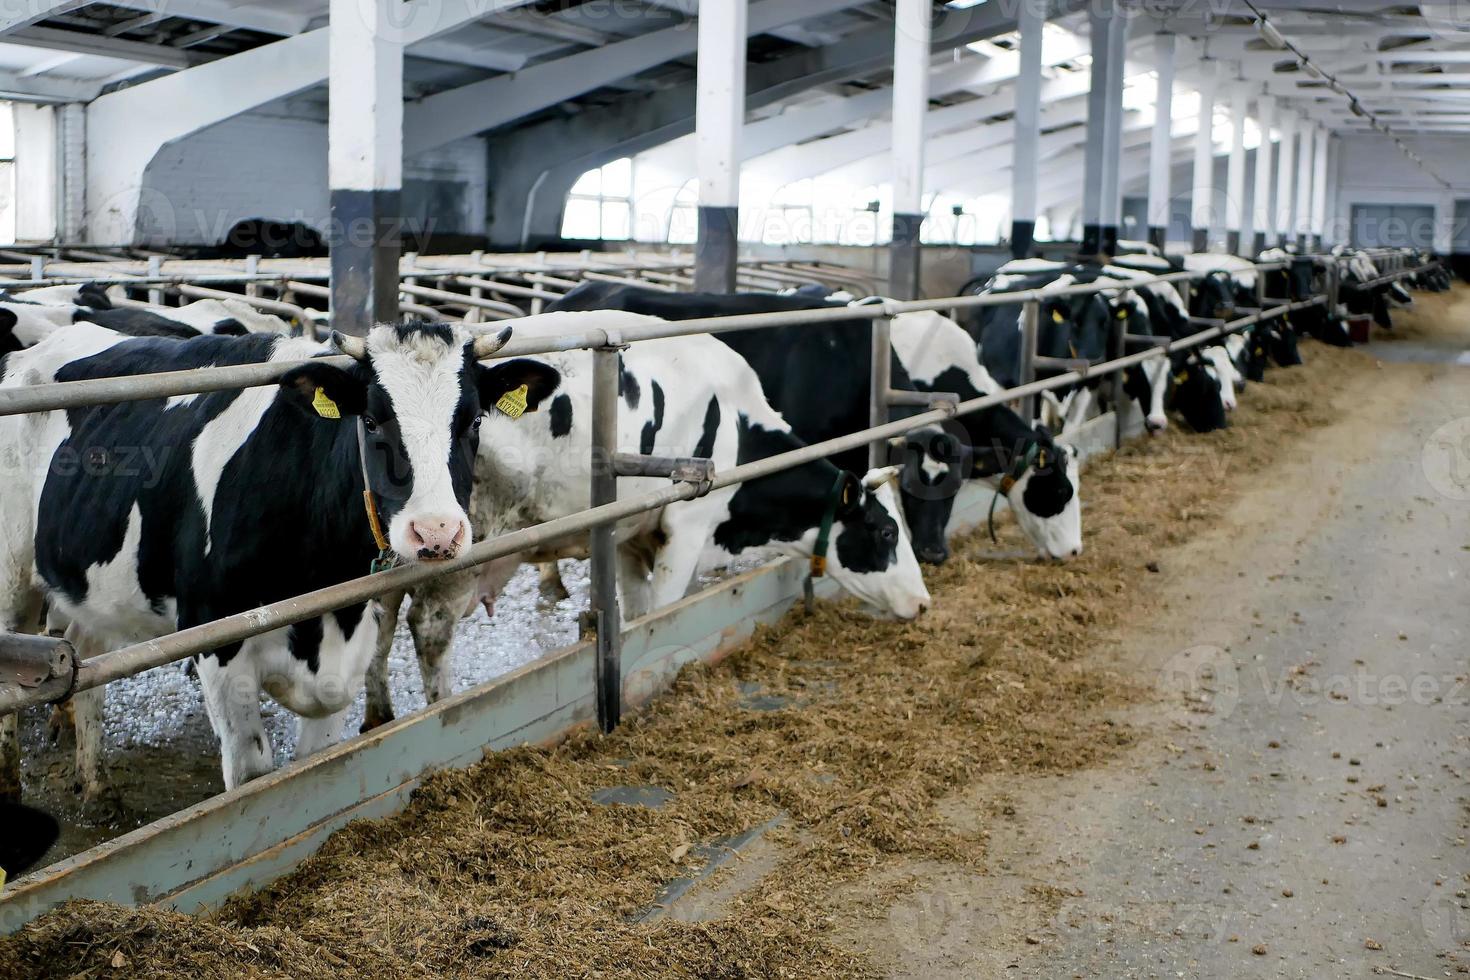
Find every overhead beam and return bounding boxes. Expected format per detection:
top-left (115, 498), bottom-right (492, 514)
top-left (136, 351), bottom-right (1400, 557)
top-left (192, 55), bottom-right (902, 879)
top-left (0, 0), bottom-right (87, 35)
top-left (404, 0), bottom-right (865, 154)
top-left (7, 26), bottom-right (204, 69)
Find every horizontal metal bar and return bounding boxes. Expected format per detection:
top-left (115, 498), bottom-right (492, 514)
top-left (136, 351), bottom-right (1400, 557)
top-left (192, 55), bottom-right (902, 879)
top-left (0, 633), bottom-right (76, 711)
top-left (1124, 333), bottom-right (1172, 346)
top-left (1032, 355), bottom-right (1092, 372)
top-left (610, 453), bottom-right (715, 485)
top-left (886, 389), bottom-right (959, 408)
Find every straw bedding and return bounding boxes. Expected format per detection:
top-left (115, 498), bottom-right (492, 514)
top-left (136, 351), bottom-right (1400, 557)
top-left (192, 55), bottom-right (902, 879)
top-left (0, 321), bottom-right (1395, 978)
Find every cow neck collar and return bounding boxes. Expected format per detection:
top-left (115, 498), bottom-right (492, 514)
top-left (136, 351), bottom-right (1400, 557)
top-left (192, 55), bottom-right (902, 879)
top-left (803, 471), bottom-right (851, 613)
top-left (987, 441), bottom-right (1045, 544)
top-left (355, 417), bottom-right (398, 574)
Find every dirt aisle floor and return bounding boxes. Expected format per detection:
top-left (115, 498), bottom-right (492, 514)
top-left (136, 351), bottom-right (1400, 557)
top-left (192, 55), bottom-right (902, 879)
top-left (4, 287), bottom-right (1467, 979)
top-left (836, 296), bottom-right (1470, 978)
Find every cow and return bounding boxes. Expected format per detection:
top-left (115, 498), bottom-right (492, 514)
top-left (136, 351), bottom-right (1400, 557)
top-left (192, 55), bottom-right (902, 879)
top-left (359, 309), bottom-right (933, 731)
top-left (544, 283), bottom-right (1083, 564)
top-left (1257, 248), bottom-right (1351, 347)
top-left (0, 296), bottom-right (290, 354)
top-left (0, 319), bottom-right (515, 804)
top-left (1334, 247), bottom-right (1398, 329)
top-left (970, 258), bottom-right (1229, 434)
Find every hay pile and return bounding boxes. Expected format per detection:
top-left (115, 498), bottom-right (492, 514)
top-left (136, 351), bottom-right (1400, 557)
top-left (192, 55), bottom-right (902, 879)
top-left (0, 336), bottom-right (1383, 979)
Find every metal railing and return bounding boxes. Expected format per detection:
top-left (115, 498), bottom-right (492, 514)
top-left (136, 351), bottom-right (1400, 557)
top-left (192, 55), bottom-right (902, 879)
top-left (0, 255), bottom-right (1438, 734)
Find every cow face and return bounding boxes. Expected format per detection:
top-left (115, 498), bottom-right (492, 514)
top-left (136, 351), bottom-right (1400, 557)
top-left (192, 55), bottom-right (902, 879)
top-left (280, 322), bottom-right (513, 563)
top-left (1191, 273), bottom-right (1237, 320)
top-left (1005, 436), bottom-right (1082, 560)
top-left (828, 468), bottom-right (931, 620)
top-left (1168, 352), bottom-right (1228, 433)
top-left (1124, 355), bottom-right (1171, 434)
top-left (1201, 345), bottom-right (1241, 411)
top-left (1266, 320), bottom-right (1303, 366)
top-left (894, 424), bottom-right (970, 565)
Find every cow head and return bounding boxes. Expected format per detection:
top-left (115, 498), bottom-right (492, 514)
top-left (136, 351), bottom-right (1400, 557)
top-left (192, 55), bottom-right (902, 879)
top-left (1168, 350), bottom-right (1228, 433)
top-left (1191, 272), bottom-right (1237, 320)
top-left (1124, 354), bottom-right (1171, 435)
top-left (1266, 319), bottom-right (1303, 366)
top-left (279, 321), bottom-right (515, 563)
top-left (1201, 345), bottom-right (1242, 411)
top-left (893, 423), bottom-right (971, 565)
top-left (976, 428), bottom-right (1082, 560)
top-left (823, 466), bottom-right (931, 619)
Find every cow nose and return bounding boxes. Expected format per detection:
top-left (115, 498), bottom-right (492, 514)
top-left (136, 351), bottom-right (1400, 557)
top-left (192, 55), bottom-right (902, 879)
top-left (917, 545), bottom-right (948, 565)
top-left (407, 516), bottom-right (468, 560)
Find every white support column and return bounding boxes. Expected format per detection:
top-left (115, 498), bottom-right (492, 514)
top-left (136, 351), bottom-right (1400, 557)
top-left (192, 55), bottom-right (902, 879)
top-left (1009, 0), bottom-right (1044, 259)
top-left (1080, 0), bottom-right (1122, 256)
top-left (1248, 94), bottom-right (1274, 255)
top-left (1098, 7), bottom-right (1127, 251)
top-left (1294, 113), bottom-right (1314, 248)
top-left (694, 0), bottom-right (748, 293)
top-left (1274, 108), bottom-right (1297, 245)
top-left (1310, 124), bottom-right (1329, 249)
top-left (1190, 60), bottom-right (1219, 250)
top-left (13, 104), bottom-right (56, 243)
top-left (1224, 84), bottom-right (1248, 254)
top-left (888, 0), bottom-right (930, 298)
top-left (1146, 34), bottom-right (1176, 250)
top-left (329, 0), bottom-right (403, 334)
top-left (1324, 134), bottom-right (1342, 246)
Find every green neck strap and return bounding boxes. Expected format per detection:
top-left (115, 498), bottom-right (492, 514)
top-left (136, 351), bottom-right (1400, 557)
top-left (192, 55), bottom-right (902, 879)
top-left (810, 472), bottom-right (852, 578)
top-left (987, 442), bottom-right (1044, 545)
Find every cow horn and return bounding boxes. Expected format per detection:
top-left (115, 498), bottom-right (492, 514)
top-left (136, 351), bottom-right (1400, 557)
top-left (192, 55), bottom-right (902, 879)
top-left (472, 326), bottom-right (514, 359)
top-left (332, 331), bottom-right (368, 361)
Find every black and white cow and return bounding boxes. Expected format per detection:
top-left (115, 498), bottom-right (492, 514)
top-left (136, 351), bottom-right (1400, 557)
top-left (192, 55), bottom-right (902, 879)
top-left (359, 309), bottom-right (933, 730)
top-left (1255, 248), bottom-right (1352, 348)
top-left (0, 319), bottom-right (514, 801)
top-left (970, 258), bottom-right (1230, 435)
top-left (0, 295), bottom-right (289, 356)
top-left (545, 283), bottom-right (1084, 564)
top-left (1334, 247), bottom-right (1408, 329)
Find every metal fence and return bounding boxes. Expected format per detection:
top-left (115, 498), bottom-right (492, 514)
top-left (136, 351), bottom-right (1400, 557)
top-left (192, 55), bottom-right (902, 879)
top-left (0, 251), bottom-right (1436, 739)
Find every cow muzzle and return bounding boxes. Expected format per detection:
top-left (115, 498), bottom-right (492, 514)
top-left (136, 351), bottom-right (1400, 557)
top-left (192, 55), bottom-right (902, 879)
top-left (406, 516), bottom-right (469, 561)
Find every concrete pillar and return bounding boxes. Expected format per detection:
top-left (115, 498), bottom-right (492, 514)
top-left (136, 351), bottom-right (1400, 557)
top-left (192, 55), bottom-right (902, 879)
top-left (1294, 114), bottom-right (1314, 250)
top-left (13, 104), bottom-right (56, 243)
top-left (1080, 0), bottom-right (1122, 256)
top-left (1224, 85), bottom-right (1248, 255)
top-left (1146, 34), bottom-right (1176, 250)
top-left (889, 0), bottom-right (930, 298)
top-left (329, 0), bottom-right (403, 335)
top-left (1248, 94), bottom-right (1275, 255)
top-left (1274, 109), bottom-right (1296, 246)
top-left (1098, 8), bottom-right (1126, 255)
top-left (693, 0), bottom-right (748, 293)
top-left (1311, 124), bottom-right (1329, 250)
top-left (1009, 0), bottom-right (1044, 259)
top-left (1190, 60), bottom-right (1218, 251)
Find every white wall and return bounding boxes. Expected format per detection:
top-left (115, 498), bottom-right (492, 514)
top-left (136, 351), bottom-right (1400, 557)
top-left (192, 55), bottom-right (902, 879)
top-left (13, 103), bottom-right (54, 243)
top-left (1332, 134), bottom-right (1470, 252)
top-left (136, 98), bottom-right (487, 247)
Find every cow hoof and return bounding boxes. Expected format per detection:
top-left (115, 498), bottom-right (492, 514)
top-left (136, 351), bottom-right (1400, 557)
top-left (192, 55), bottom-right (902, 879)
top-left (577, 609), bottom-right (597, 638)
top-left (539, 582), bottom-right (571, 603)
top-left (78, 786), bottom-right (124, 824)
top-left (359, 708), bottom-right (395, 734)
top-left (45, 703), bottom-right (74, 744)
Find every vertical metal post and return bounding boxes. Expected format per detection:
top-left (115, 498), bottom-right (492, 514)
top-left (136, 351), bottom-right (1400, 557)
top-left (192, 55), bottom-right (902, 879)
top-left (889, 0), bottom-right (931, 298)
top-left (869, 315), bottom-right (892, 471)
top-left (1019, 300), bottom-right (1040, 423)
top-left (1010, 0), bottom-right (1043, 259)
top-left (1079, 0), bottom-right (1117, 256)
top-left (1327, 258), bottom-right (1340, 315)
top-left (147, 255), bottom-right (163, 305)
top-left (693, 0), bottom-right (747, 293)
top-left (1106, 295), bottom-right (1127, 448)
top-left (28, 256), bottom-right (43, 281)
top-left (244, 254), bottom-right (260, 297)
top-left (590, 344), bottom-right (622, 733)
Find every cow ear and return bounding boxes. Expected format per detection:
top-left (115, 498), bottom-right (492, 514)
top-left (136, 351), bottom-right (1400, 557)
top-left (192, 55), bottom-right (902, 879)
top-left (476, 359), bottom-right (561, 416)
top-left (836, 470), bottom-right (863, 519)
top-left (279, 362), bottom-right (367, 419)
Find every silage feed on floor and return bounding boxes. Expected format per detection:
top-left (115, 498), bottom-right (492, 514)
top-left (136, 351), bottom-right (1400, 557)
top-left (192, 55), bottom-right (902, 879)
top-left (0, 329), bottom-right (1391, 979)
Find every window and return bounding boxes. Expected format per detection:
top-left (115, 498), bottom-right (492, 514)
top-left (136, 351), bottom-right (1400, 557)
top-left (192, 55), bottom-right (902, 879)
top-left (760, 179), bottom-right (815, 245)
top-left (561, 157), bottom-right (634, 241)
top-left (666, 178), bottom-right (698, 245)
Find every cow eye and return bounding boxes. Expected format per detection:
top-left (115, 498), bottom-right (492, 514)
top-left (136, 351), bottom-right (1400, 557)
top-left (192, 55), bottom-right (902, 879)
top-left (880, 526), bottom-right (897, 543)
top-left (471, 414), bottom-right (483, 432)
top-left (362, 415), bottom-right (379, 434)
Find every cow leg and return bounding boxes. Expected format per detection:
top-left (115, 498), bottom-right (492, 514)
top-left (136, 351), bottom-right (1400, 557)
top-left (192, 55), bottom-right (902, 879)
top-left (0, 713), bottom-right (20, 803)
top-left (295, 710), bottom-right (347, 760)
top-left (537, 562), bottom-right (570, 602)
top-left (361, 588), bottom-right (405, 734)
top-left (1063, 388), bottom-right (1094, 432)
top-left (406, 588), bottom-right (462, 706)
top-left (65, 627), bottom-right (118, 813)
top-left (644, 523), bottom-right (711, 614)
top-left (616, 545), bottom-right (656, 621)
top-left (196, 652), bottom-right (274, 791)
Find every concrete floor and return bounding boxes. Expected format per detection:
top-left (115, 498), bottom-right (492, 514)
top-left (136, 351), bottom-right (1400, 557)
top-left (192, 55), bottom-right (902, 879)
top-left (836, 311), bottom-right (1470, 978)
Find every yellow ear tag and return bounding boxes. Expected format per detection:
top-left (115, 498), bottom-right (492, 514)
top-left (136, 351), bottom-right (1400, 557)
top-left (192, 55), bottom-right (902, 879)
top-left (1051, 309), bottom-right (1065, 324)
top-left (496, 384), bottom-right (529, 419)
top-left (1173, 370), bottom-right (1189, 385)
top-left (312, 387), bottom-right (341, 420)
top-left (1116, 309), bottom-right (1129, 319)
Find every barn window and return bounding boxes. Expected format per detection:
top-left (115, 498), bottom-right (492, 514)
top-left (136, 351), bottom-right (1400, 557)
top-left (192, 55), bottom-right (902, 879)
top-left (561, 157), bottom-right (634, 241)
